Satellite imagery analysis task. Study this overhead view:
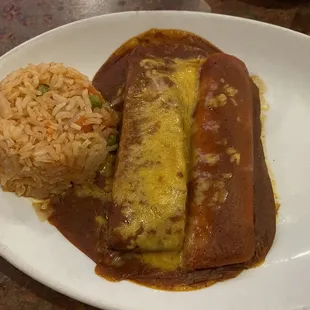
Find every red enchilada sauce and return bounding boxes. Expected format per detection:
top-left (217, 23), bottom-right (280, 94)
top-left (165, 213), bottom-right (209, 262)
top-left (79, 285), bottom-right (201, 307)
top-left (48, 29), bottom-right (276, 291)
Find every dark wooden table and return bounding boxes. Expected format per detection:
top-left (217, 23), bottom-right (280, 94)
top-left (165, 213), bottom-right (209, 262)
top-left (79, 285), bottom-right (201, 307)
top-left (0, 0), bottom-right (309, 309)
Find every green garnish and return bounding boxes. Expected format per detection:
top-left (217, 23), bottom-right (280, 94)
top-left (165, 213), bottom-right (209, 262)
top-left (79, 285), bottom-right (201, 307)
top-left (106, 153), bottom-right (115, 163)
top-left (37, 84), bottom-right (49, 94)
top-left (89, 94), bottom-right (103, 109)
top-left (107, 134), bottom-right (118, 146)
top-left (99, 154), bottom-right (115, 177)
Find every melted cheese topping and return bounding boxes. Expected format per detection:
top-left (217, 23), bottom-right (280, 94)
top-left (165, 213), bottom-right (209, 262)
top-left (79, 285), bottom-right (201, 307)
top-left (140, 252), bottom-right (181, 271)
top-left (112, 58), bottom-right (202, 251)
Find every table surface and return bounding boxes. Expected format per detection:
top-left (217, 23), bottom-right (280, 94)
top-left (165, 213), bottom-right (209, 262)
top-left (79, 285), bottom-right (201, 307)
top-left (0, 0), bottom-right (309, 309)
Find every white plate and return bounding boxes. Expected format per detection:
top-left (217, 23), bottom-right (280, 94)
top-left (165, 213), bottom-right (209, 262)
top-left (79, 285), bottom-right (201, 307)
top-left (1, 11), bottom-right (310, 310)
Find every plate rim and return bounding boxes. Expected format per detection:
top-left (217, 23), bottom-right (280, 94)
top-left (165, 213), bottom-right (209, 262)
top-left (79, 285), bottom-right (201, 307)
top-left (0, 10), bottom-right (309, 64)
top-left (0, 10), bottom-right (309, 310)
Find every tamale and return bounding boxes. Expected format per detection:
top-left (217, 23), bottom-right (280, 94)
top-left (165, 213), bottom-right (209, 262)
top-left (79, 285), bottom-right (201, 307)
top-left (108, 54), bottom-right (201, 252)
top-left (182, 53), bottom-right (255, 269)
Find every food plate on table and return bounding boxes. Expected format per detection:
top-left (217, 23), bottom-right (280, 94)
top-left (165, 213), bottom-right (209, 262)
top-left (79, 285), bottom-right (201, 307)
top-left (0, 11), bottom-right (310, 310)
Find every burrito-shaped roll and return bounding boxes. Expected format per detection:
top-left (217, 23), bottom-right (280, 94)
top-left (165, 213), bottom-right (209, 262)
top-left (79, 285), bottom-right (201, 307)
top-left (109, 54), bottom-right (201, 252)
top-left (183, 53), bottom-right (255, 269)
